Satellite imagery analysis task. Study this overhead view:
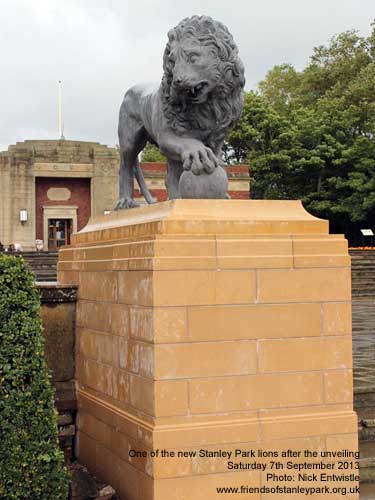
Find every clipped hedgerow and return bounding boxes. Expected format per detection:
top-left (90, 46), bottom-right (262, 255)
top-left (0, 255), bottom-right (68, 499)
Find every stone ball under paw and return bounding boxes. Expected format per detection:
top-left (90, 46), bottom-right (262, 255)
top-left (179, 167), bottom-right (228, 199)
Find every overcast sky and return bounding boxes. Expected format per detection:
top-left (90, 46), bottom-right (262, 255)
top-left (0, 0), bottom-right (373, 151)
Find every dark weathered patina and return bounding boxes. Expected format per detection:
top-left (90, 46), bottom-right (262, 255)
top-left (115, 15), bottom-right (245, 209)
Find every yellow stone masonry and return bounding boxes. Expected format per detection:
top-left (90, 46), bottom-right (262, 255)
top-left (58, 200), bottom-right (358, 500)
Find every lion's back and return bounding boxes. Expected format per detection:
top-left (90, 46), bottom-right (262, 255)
top-left (119, 82), bottom-right (160, 132)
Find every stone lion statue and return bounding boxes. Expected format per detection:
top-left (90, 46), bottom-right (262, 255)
top-left (114, 15), bottom-right (245, 209)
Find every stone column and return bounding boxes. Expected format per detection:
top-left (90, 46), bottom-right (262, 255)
top-left (0, 157), bottom-right (12, 245)
top-left (58, 200), bottom-right (358, 500)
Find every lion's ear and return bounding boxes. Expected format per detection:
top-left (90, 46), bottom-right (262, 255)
top-left (167, 29), bottom-right (176, 42)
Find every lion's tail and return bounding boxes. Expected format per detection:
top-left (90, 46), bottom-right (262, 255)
top-left (134, 158), bottom-right (157, 204)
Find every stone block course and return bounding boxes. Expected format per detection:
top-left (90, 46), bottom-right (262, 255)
top-left (324, 370), bottom-right (354, 403)
top-left (189, 372), bottom-right (323, 413)
top-left (322, 302), bottom-right (352, 335)
top-left (257, 267), bottom-right (351, 303)
top-left (154, 340), bottom-right (257, 379)
top-left (258, 336), bottom-right (352, 372)
top-left (188, 303), bottom-right (321, 341)
top-left (78, 271), bottom-right (118, 302)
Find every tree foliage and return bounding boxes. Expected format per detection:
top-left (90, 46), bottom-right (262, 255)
top-left (140, 142), bottom-right (166, 162)
top-left (0, 255), bottom-right (68, 500)
top-left (227, 23), bottom-right (375, 234)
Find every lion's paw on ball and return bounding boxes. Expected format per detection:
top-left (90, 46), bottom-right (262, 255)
top-left (179, 167), bottom-right (228, 199)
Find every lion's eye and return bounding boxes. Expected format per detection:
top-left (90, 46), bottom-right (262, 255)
top-left (188, 52), bottom-right (200, 63)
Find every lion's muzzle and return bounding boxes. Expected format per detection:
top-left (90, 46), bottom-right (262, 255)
top-left (172, 79), bottom-right (210, 101)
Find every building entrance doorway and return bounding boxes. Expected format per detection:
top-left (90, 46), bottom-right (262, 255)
top-left (48, 219), bottom-right (72, 250)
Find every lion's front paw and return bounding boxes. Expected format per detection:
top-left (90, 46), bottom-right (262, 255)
top-left (114, 197), bottom-right (141, 210)
top-left (182, 145), bottom-right (219, 175)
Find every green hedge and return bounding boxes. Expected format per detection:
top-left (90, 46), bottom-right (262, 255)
top-left (0, 255), bottom-right (68, 499)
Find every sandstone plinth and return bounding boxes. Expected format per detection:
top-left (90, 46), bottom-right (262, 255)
top-left (58, 200), bottom-right (358, 500)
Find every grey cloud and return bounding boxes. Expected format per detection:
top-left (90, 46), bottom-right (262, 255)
top-left (0, 0), bottom-right (373, 150)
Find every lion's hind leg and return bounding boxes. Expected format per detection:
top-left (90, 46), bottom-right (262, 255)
top-left (134, 157), bottom-right (157, 204)
top-left (115, 149), bottom-right (140, 210)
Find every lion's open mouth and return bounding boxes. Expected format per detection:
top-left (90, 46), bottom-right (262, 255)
top-left (185, 81), bottom-right (209, 101)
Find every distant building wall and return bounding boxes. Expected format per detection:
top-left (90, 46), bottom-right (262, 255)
top-left (0, 140), bottom-right (118, 250)
top-left (0, 140), bottom-right (250, 250)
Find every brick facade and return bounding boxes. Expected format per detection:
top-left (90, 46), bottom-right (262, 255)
top-left (136, 162), bottom-right (250, 202)
top-left (35, 177), bottom-right (91, 240)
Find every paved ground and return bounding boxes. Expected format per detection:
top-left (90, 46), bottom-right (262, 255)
top-left (352, 300), bottom-right (375, 392)
top-left (360, 482), bottom-right (375, 499)
top-left (352, 299), bottom-right (375, 498)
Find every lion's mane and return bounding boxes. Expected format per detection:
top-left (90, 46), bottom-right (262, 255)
top-left (161, 16), bottom-right (245, 146)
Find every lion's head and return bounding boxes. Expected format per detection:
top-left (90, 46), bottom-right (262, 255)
top-left (161, 16), bottom-right (245, 145)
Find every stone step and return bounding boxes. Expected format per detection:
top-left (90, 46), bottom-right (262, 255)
top-left (360, 441), bottom-right (375, 484)
top-left (31, 271), bottom-right (57, 277)
top-left (24, 262), bottom-right (58, 267)
top-left (347, 251), bottom-right (374, 306)
top-left (359, 420), bottom-right (375, 442)
top-left (360, 483), bottom-right (375, 498)
top-left (24, 263), bottom-right (57, 269)
top-left (16, 251), bottom-right (59, 281)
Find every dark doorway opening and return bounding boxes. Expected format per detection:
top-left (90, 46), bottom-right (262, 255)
top-left (48, 219), bottom-right (72, 250)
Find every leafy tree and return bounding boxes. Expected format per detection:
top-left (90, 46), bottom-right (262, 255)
top-left (258, 64), bottom-right (301, 115)
top-left (227, 22), bottom-right (375, 237)
top-left (140, 142), bottom-right (166, 162)
top-left (0, 255), bottom-right (68, 500)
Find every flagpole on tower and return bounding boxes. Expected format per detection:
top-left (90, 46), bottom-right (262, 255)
top-left (58, 80), bottom-right (65, 140)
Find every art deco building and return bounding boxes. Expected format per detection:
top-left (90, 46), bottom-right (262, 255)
top-left (0, 139), bottom-right (249, 251)
top-left (0, 140), bottom-right (119, 251)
